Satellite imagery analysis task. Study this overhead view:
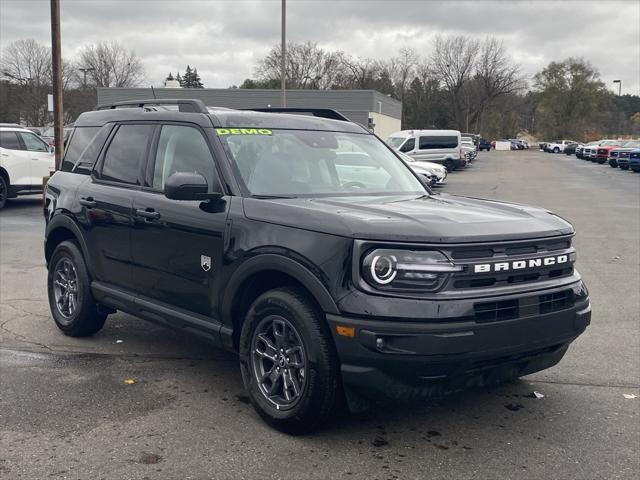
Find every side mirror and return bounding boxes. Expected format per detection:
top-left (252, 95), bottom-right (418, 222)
top-left (164, 172), bottom-right (222, 201)
top-left (49, 145), bottom-right (55, 154)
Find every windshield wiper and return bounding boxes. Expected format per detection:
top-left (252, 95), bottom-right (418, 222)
top-left (251, 194), bottom-right (298, 199)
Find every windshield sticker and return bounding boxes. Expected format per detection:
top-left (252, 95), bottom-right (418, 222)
top-left (216, 128), bottom-right (272, 136)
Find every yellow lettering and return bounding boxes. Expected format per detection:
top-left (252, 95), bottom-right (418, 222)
top-left (216, 128), bottom-right (230, 135)
top-left (240, 128), bottom-right (258, 134)
top-left (258, 129), bottom-right (272, 135)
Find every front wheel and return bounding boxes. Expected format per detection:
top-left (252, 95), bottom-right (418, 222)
top-left (553, 147), bottom-right (560, 153)
top-left (47, 240), bottom-right (107, 337)
top-left (239, 287), bottom-right (341, 434)
top-left (444, 160), bottom-right (456, 172)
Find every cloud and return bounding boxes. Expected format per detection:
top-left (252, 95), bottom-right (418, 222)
top-left (1, 0), bottom-right (638, 93)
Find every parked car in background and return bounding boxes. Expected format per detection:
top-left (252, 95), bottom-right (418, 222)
top-left (545, 140), bottom-right (577, 153)
top-left (594, 140), bottom-right (625, 164)
top-left (629, 148), bottom-right (640, 172)
top-left (387, 129), bottom-right (464, 171)
top-left (608, 140), bottom-right (640, 168)
top-left (539, 142), bottom-right (547, 151)
top-left (564, 143), bottom-right (579, 155)
top-left (0, 125), bottom-right (54, 209)
top-left (398, 152), bottom-right (447, 186)
top-left (578, 141), bottom-right (601, 160)
top-left (586, 140), bottom-right (619, 162)
top-left (461, 136), bottom-right (477, 162)
top-left (478, 138), bottom-right (492, 151)
top-left (508, 139), bottom-right (525, 150)
top-left (40, 126), bottom-right (73, 148)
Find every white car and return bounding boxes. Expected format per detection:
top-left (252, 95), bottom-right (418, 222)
top-left (399, 152), bottom-right (447, 186)
top-left (461, 136), bottom-right (477, 162)
top-left (545, 139), bottom-right (577, 153)
top-left (0, 125), bottom-right (54, 209)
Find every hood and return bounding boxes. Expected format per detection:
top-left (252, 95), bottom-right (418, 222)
top-left (411, 160), bottom-right (446, 171)
top-left (243, 194), bottom-right (574, 243)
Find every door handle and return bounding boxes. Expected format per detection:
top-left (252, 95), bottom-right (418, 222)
top-left (79, 197), bottom-right (96, 208)
top-left (136, 208), bottom-right (161, 220)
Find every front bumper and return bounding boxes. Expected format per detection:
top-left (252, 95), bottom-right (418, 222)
top-left (328, 281), bottom-right (590, 401)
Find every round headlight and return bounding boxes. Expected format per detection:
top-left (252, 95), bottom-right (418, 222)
top-left (370, 254), bottom-right (397, 284)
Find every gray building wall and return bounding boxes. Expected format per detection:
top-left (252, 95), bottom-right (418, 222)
top-left (96, 88), bottom-right (401, 127)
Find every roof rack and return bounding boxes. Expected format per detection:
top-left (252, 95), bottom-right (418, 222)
top-left (95, 99), bottom-right (208, 114)
top-left (246, 108), bottom-right (350, 122)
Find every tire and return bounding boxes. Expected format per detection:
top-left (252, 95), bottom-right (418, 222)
top-left (620, 165), bottom-right (629, 170)
top-left (47, 240), bottom-right (107, 337)
top-left (553, 147), bottom-right (560, 153)
top-left (0, 174), bottom-right (7, 210)
top-left (239, 287), bottom-right (340, 434)
top-left (444, 159), bottom-right (455, 172)
top-left (609, 162), bottom-right (617, 168)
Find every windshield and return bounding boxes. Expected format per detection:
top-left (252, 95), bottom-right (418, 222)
top-left (387, 136), bottom-right (407, 148)
top-left (219, 129), bottom-right (425, 197)
top-left (461, 137), bottom-right (473, 143)
top-left (622, 140), bottom-right (640, 148)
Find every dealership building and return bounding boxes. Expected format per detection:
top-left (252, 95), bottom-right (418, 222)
top-left (96, 88), bottom-right (402, 138)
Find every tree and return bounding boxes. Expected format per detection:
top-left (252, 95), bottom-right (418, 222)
top-left (0, 39), bottom-right (75, 125)
top-left (533, 58), bottom-right (610, 139)
top-left (78, 41), bottom-right (144, 87)
top-left (431, 35), bottom-right (480, 130)
top-left (255, 41), bottom-right (347, 90)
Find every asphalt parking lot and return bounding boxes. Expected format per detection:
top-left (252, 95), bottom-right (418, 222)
top-left (1, 150), bottom-right (638, 480)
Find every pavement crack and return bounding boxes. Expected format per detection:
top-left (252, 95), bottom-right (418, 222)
top-left (530, 379), bottom-right (640, 389)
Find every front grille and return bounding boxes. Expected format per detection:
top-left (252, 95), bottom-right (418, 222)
top-left (448, 237), bottom-right (575, 290)
top-left (619, 152), bottom-right (629, 159)
top-left (474, 290), bottom-right (574, 323)
top-left (596, 149), bottom-right (608, 156)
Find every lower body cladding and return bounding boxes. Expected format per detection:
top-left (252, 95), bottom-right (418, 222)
top-left (327, 281), bottom-right (590, 410)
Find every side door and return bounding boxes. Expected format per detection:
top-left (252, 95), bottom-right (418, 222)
top-left (16, 130), bottom-right (54, 187)
top-left (77, 123), bottom-right (155, 291)
top-left (130, 123), bottom-right (230, 319)
top-left (0, 131), bottom-right (31, 187)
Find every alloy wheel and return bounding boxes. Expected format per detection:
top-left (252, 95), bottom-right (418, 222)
top-left (251, 315), bottom-right (307, 410)
top-left (53, 258), bottom-right (79, 321)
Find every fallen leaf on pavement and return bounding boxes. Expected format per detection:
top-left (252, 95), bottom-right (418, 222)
top-left (123, 378), bottom-right (136, 385)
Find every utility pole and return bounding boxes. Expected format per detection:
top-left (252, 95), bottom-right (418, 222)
top-left (281, 0), bottom-right (286, 107)
top-left (50, 0), bottom-right (64, 170)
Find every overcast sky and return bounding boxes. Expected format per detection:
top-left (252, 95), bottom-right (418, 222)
top-left (1, 0), bottom-right (638, 94)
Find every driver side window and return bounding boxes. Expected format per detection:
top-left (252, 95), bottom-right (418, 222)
top-left (152, 125), bottom-right (217, 191)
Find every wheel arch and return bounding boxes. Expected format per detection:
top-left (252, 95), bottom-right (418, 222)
top-left (222, 255), bottom-right (340, 350)
top-left (45, 215), bottom-right (94, 276)
top-left (0, 166), bottom-right (9, 184)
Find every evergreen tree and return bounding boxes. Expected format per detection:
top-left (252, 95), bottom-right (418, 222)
top-left (183, 65), bottom-right (193, 87)
top-left (176, 72), bottom-right (183, 86)
top-left (191, 68), bottom-right (204, 88)
top-left (166, 72), bottom-right (174, 81)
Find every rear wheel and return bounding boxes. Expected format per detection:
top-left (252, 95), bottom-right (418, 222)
top-left (0, 175), bottom-right (7, 210)
top-left (444, 159), bottom-right (455, 172)
top-left (239, 287), bottom-right (340, 434)
top-left (47, 240), bottom-right (107, 337)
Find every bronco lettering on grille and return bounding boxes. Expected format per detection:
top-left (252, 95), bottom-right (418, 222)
top-left (474, 255), bottom-right (568, 273)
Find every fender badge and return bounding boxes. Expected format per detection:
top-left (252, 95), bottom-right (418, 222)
top-left (201, 255), bottom-right (212, 272)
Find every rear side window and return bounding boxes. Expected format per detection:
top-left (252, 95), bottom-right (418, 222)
top-left (399, 137), bottom-right (415, 153)
top-left (0, 131), bottom-right (23, 150)
top-left (61, 126), bottom-right (111, 174)
top-left (418, 135), bottom-right (458, 150)
top-left (100, 124), bottom-right (153, 185)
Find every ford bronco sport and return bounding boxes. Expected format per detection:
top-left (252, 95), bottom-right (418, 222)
top-left (44, 99), bottom-right (591, 433)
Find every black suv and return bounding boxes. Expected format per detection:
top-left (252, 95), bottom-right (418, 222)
top-left (44, 99), bottom-right (591, 433)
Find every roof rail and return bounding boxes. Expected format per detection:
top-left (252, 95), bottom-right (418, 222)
top-left (246, 108), bottom-right (350, 122)
top-left (95, 99), bottom-right (208, 114)
top-left (0, 123), bottom-right (23, 128)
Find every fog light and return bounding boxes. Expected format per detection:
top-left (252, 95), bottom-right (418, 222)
top-left (376, 338), bottom-right (385, 349)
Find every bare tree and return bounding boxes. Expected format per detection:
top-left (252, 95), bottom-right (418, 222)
top-left (473, 37), bottom-right (525, 132)
top-left (1, 39), bottom-right (75, 125)
top-left (431, 35), bottom-right (480, 130)
top-left (78, 41), bottom-right (144, 88)
top-left (256, 41), bottom-right (347, 89)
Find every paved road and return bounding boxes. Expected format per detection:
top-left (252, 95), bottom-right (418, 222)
top-left (1, 150), bottom-right (638, 480)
